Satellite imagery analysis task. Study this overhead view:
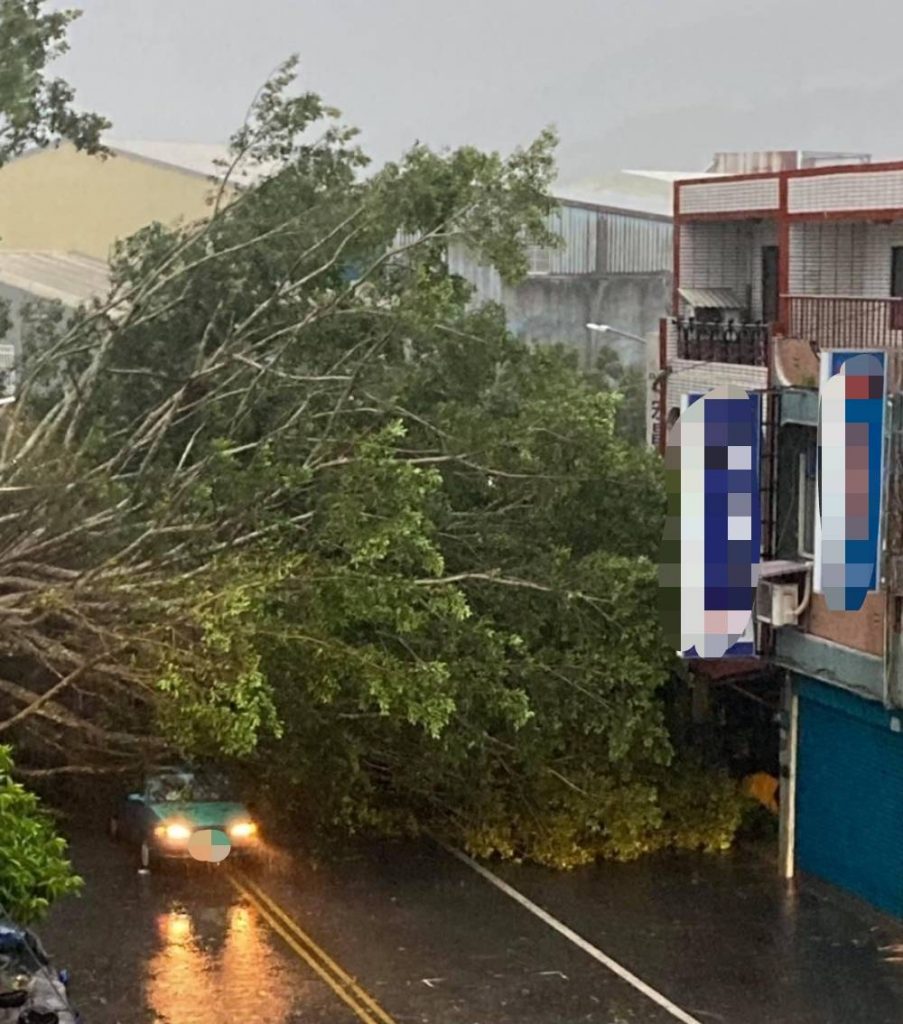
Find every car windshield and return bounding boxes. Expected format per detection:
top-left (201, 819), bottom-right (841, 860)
top-left (146, 770), bottom-right (228, 803)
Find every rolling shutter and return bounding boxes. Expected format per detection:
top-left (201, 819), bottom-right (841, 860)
top-left (796, 677), bottom-right (903, 918)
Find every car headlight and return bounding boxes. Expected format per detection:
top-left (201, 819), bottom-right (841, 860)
top-left (229, 820), bottom-right (257, 839)
top-left (155, 822), bottom-right (192, 841)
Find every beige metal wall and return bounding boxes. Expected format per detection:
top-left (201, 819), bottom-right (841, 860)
top-left (0, 143), bottom-right (233, 260)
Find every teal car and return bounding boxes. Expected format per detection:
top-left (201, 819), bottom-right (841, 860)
top-left (109, 766), bottom-right (260, 870)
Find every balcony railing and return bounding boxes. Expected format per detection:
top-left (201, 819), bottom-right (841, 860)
top-left (785, 295), bottom-right (903, 350)
top-left (674, 318), bottom-right (770, 366)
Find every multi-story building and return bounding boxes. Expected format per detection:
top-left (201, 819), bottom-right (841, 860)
top-left (658, 155), bottom-right (903, 919)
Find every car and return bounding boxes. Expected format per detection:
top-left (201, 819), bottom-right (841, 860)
top-left (109, 765), bottom-right (260, 870)
top-left (0, 918), bottom-right (80, 1024)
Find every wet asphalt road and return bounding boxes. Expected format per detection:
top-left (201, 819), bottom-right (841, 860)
top-left (39, 829), bottom-right (902, 1024)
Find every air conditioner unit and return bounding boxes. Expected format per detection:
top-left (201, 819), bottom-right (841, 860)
top-left (756, 580), bottom-right (800, 628)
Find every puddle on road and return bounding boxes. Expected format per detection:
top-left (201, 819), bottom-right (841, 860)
top-left (145, 899), bottom-right (297, 1022)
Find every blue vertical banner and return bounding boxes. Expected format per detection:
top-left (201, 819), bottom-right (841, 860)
top-left (659, 384), bottom-right (761, 658)
top-left (815, 351), bottom-right (886, 612)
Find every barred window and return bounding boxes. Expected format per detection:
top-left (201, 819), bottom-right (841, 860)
top-left (526, 245), bottom-right (553, 275)
top-left (798, 445), bottom-right (816, 558)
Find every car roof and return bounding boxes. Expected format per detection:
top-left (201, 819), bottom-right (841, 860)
top-left (0, 923), bottom-right (49, 964)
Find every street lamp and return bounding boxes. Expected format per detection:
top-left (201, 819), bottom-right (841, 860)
top-left (585, 322), bottom-right (648, 345)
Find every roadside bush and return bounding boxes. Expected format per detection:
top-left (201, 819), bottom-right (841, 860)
top-left (736, 798), bottom-right (780, 843)
top-left (0, 746), bottom-right (82, 923)
top-left (656, 761), bottom-right (746, 854)
top-left (456, 760), bottom-right (746, 870)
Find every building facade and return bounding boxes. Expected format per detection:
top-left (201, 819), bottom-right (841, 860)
top-left (0, 140), bottom-right (257, 383)
top-left (451, 191), bottom-right (673, 370)
top-left (658, 158), bottom-right (903, 919)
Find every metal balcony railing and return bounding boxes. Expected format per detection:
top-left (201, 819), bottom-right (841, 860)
top-left (674, 318), bottom-right (770, 366)
top-left (785, 295), bottom-right (903, 350)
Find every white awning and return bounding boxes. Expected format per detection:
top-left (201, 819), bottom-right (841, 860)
top-left (678, 287), bottom-right (743, 309)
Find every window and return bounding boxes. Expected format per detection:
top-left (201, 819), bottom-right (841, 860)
top-left (891, 247), bottom-right (903, 330)
top-left (892, 247), bottom-right (903, 298)
top-left (526, 245), bottom-right (552, 275)
top-left (146, 770), bottom-right (229, 803)
top-left (762, 246), bottom-right (779, 324)
top-left (798, 447), bottom-right (816, 558)
top-left (694, 306), bottom-right (723, 325)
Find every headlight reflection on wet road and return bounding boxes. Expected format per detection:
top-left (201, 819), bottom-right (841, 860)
top-left (146, 900), bottom-right (296, 1023)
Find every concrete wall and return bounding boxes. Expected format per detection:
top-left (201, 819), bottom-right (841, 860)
top-left (497, 271), bottom-right (671, 368)
top-left (0, 143), bottom-right (233, 260)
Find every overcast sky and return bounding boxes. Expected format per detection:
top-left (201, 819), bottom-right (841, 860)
top-left (56, 0), bottom-right (903, 181)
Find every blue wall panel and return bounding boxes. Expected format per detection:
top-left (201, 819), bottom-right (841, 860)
top-left (796, 677), bottom-right (903, 918)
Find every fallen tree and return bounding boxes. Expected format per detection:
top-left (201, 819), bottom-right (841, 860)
top-left (0, 58), bottom-right (744, 871)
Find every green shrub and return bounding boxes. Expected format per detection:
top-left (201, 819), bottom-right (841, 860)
top-left (0, 746), bottom-right (82, 923)
top-left (458, 761), bottom-right (746, 869)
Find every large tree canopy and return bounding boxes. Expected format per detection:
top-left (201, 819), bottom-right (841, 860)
top-left (0, 57), bottom-right (744, 875)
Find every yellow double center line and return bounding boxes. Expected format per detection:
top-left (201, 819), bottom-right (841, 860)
top-left (228, 872), bottom-right (398, 1024)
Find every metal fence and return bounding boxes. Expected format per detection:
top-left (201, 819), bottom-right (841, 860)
top-left (674, 318), bottom-right (771, 366)
top-left (785, 295), bottom-right (903, 349)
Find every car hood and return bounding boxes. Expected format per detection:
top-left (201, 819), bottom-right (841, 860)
top-left (148, 801), bottom-right (249, 826)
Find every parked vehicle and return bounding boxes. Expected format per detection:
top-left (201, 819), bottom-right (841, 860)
top-left (109, 765), bottom-right (260, 870)
top-left (0, 919), bottom-right (80, 1024)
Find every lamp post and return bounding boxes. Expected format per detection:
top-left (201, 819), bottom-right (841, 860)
top-left (587, 323), bottom-right (665, 448)
top-left (585, 322), bottom-right (648, 346)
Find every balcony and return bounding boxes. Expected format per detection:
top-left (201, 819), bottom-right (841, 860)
top-left (674, 318), bottom-right (770, 367)
top-left (784, 295), bottom-right (903, 350)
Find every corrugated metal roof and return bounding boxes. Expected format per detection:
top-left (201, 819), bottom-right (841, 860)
top-left (0, 251), bottom-right (110, 307)
top-left (106, 139), bottom-right (275, 185)
top-left (553, 170), bottom-right (725, 218)
top-left (553, 172), bottom-right (674, 217)
top-left (678, 287), bottom-right (743, 309)
top-left (109, 139), bottom-right (231, 176)
top-left (622, 170), bottom-right (727, 183)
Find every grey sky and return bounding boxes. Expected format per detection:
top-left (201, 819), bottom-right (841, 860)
top-left (57, 0), bottom-right (903, 180)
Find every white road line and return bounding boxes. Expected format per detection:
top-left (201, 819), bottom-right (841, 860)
top-left (440, 842), bottom-right (705, 1024)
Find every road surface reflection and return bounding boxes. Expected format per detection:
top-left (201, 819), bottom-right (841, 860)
top-left (146, 899), bottom-right (296, 1022)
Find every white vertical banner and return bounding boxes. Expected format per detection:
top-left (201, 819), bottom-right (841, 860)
top-left (812, 354), bottom-right (832, 596)
top-left (815, 350), bottom-right (886, 611)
